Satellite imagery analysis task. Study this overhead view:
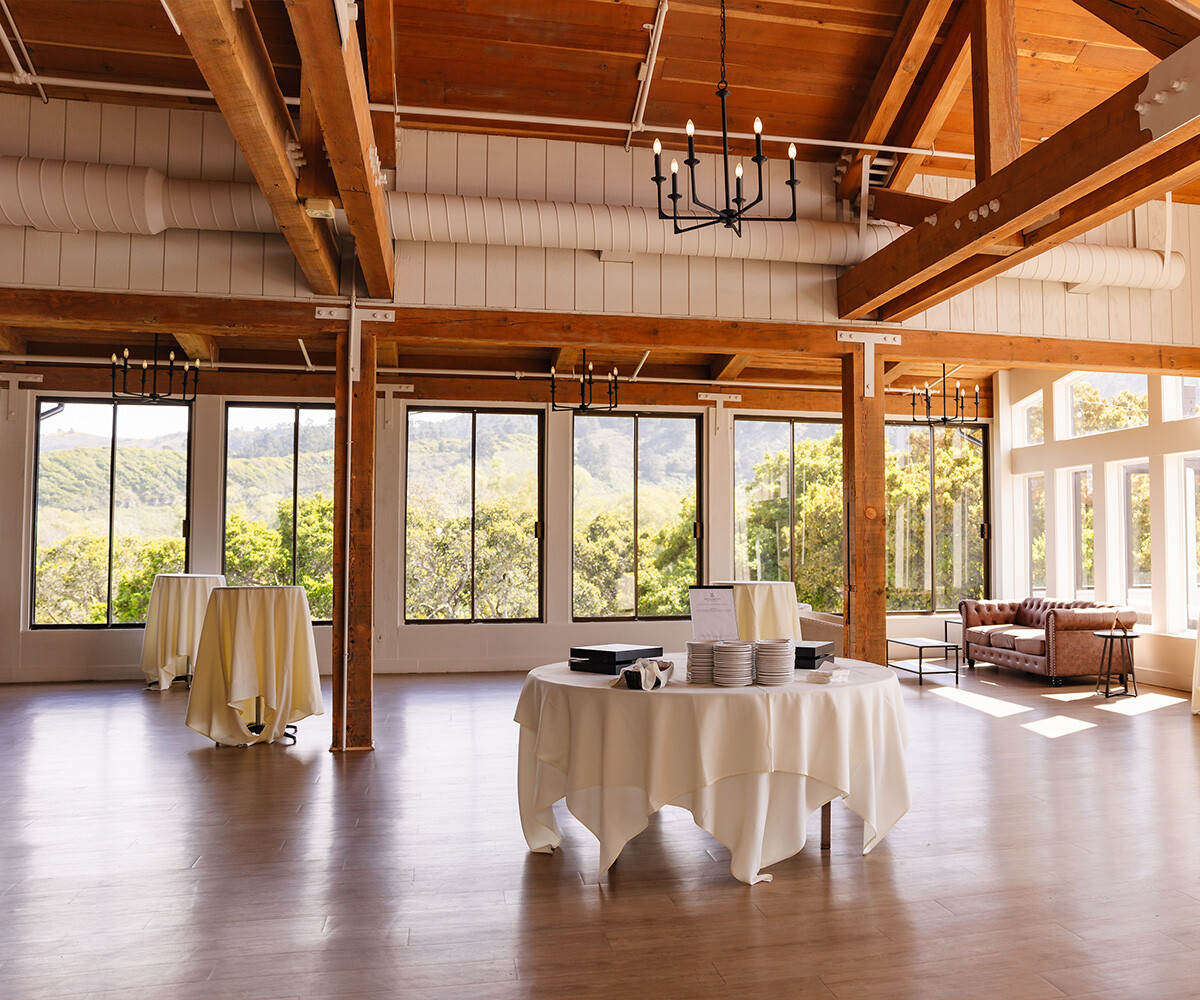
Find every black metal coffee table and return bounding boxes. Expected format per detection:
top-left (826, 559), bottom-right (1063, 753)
top-left (887, 637), bottom-right (960, 686)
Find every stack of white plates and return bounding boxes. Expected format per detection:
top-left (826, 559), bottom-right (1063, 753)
top-left (686, 640), bottom-right (715, 684)
top-left (713, 640), bottom-right (755, 687)
top-left (753, 638), bottom-right (795, 686)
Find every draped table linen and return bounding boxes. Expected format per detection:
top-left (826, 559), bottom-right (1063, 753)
top-left (712, 580), bottom-right (803, 640)
top-left (1192, 633), bottom-right (1199, 714)
top-left (185, 586), bottom-right (323, 746)
top-left (515, 658), bottom-right (909, 884)
top-left (139, 573), bottom-right (226, 689)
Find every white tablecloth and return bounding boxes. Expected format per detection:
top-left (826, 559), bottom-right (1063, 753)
top-left (713, 580), bottom-right (803, 640)
top-left (515, 657), bottom-right (910, 884)
top-left (185, 586), bottom-right (323, 745)
top-left (138, 573), bottom-right (226, 689)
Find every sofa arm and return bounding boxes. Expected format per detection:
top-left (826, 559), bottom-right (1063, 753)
top-left (1046, 606), bottom-right (1138, 632)
top-left (959, 599), bottom-right (1023, 628)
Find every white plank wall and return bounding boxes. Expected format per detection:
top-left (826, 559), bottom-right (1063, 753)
top-left (0, 95), bottom-right (1198, 348)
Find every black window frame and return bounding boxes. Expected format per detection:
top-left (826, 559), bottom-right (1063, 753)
top-left (222, 401), bottom-right (336, 625)
top-left (403, 405), bottom-right (546, 625)
top-left (29, 395), bottom-right (194, 630)
top-left (571, 410), bottom-right (703, 622)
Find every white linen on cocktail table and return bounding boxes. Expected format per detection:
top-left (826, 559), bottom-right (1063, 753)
top-left (712, 580), bottom-right (803, 640)
top-left (185, 586), bottom-right (323, 746)
top-left (138, 573), bottom-right (226, 689)
top-left (1192, 634), bottom-right (1199, 714)
top-left (515, 658), bottom-right (909, 884)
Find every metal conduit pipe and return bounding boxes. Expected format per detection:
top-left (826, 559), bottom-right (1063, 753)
top-left (0, 154), bottom-right (1185, 292)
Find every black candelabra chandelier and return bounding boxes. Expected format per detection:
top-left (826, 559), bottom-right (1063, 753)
top-left (549, 350), bottom-right (619, 413)
top-left (651, 0), bottom-right (798, 236)
top-left (910, 364), bottom-right (979, 426)
top-left (111, 331), bottom-right (198, 403)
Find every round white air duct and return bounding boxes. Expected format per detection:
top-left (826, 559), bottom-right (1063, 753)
top-left (0, 154), bottom-right (1185, 292)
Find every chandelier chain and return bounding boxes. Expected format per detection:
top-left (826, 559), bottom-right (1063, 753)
top-left (718, 0), bottom-right (727, 89)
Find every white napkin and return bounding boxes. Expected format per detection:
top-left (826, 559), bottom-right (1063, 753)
top-left (610, 658), bottom-right (675, 690)
top-left (807, 665), bottom-right (851, 684)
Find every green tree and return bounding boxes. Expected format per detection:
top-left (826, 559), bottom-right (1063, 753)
top-left (112, 535), bottom-right (186, 623)
top-left (34, 533), bottom-right (110, 624)
top-left (637, 491), bottom-right (698, 616)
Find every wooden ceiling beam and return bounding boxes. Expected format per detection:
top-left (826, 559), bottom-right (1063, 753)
top-left (971, 0), bottom-right (1022, 183)
top-left (710, 354), bottom-right (751, 382)
top-left (836, 0), bottom-right (955, 200)
top-left (870, 188), bottom-right (947, 228)
top-left (1071, 0), bottom-right (1200, 59)
top-left (284, 0), bottom-right (395, 300)
top-left (886, 4), bottom-right (972, 191)
top-left (837, 42), bottom-right (1200, 320)
top-left (882, 361), bottom-right (916, 385)
top-left (168, 0), bottom-right (340, 297)
top-left (0, 327), bottom-right (25, 354)
top-left (3, 292), bottom-right (1199, 376)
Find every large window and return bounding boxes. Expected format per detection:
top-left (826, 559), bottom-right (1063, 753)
top-left (1067, 372), bottom-right (1149, 437)
top-left (885, 424), bottom-right (987, 611)
top-left (1165, 376), bottom-right (1200, 421)
top-left (1072, 469), bottom-right (1094, 600)
top-left (1186, 456), bottom-right (1200, 630)
top-left (223, 405), bottom-right (334, 620)
top-left (405, 409), bottom-right (542, 622)
top-left (1026, 475), bottom-right (1046, 597)
top-left (1123, 460), bottom-right (1152, 622)
top-left (1015, 391), bottom-right (1044, 445)
top-left (734, 419), bottom-right (842, 612)
top-left (32, 398), bottom-right (190, 626)
top-left (573, 413), bottom-right (700, 618)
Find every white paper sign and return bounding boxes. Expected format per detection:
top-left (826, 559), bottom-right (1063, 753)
top-left (688, 586), bottom-right (739, 641)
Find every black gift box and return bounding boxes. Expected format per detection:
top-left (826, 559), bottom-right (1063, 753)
top-left (569, 643), bottom-right (664, 674)
top-left (794, 640), bottom-right (834, 670)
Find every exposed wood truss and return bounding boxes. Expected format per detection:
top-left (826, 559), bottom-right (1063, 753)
top-left (839, 35), bottom-right (1200, 321)
top-left (285, 0), bottom-right (395, 299)
top-left (837, 0), bottom-right (955, 200)
top-left (710, 354), bottom-right (752, 382)
top-left (168, 0), bottom-right (340, 297)
top-left (171, 333), bottom-right (216, 362)
top-left (1072, 0), bottom-right (1200, 58)
top-left (971, 0), bottom-right (1021, 183)
top-left (885, 3), bottom-right (972, 191)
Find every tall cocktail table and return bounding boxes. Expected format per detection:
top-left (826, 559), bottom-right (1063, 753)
top-left (887, 637), bottom-right (959, 686)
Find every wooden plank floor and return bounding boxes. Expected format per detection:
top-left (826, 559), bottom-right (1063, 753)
top-left (1, 664), bottom-right (1198, 999)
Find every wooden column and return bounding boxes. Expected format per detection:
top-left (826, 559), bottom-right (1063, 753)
top-left (332, 329), bottom-right (376, 750)
top-left (841, 347), bottom-right (887, 664)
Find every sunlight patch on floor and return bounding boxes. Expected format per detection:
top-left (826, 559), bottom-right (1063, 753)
top-left (1043, 690), bottom-right (1097, 702)
top-left (1021, 716), bottom-right (1097, 738)
top-left (930, 687), bottom-right (1034, 717)
top-left (1096, 692), bottom-right (1187, 716)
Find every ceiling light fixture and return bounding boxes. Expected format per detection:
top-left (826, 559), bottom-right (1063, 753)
top-left (910, 364), bottom-right (978, 426)
top-left (549, 350), bottom-right (619, 413)
top-left (650, 0), bottom-right (798, 236)
top-left (111, 331), bottom-right (198, 404)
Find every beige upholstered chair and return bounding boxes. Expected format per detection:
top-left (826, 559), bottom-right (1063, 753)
top-left (796, 609), bottom-right (845, 657)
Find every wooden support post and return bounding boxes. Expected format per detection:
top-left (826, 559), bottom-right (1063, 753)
top-left (332, 328), bottom-right (376, 751)
top-left (841, 346), bottom-right (887, 665)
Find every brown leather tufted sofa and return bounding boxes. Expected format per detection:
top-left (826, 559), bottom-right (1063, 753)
top-left (959, 598), bottom-right (1139, 686)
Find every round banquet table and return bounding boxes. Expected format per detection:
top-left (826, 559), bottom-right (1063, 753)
top-left (514, 657), bottom-right (910, 885)
top-left (185, 586), bottom-right (323, 746)
top-left (138, 573), bottom-right (227, 689)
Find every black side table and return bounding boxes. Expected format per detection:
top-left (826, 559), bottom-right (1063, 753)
top-left (1094, 629), bottom-right (1139, 698)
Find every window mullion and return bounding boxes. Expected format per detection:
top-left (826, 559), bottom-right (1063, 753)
top-left (106, 402), bottom-right (118, 625)
top-left (292, 408), bottom-right (301, 587)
